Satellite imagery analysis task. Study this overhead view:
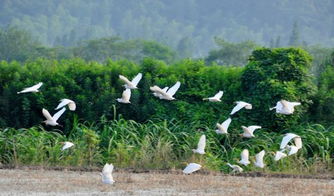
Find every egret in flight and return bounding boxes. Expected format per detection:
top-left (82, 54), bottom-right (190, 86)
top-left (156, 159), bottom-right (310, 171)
top-left (116, 89), bottom-right (131, 104)
top-left (119, 73), bottom-right (142, 89)
top-left (254, 150), bottom-right (265, 168)
top-left (17, 82), bottom-right (43, 94)
top-left (240, 125), bottom-right (262, 138)
top-left (203, 91), bottom-right (224, 102)
top-left (55, 99), bottom-right (76, 111)
top-left (183, 163), bottom-right (202, 174)
top-left (150, 81), bottom-right (181, 100)
top-left (192, 135), bottom-right (206, 154)
top-left (238, 149), bottom-right (250, 166)
top-left (215, 118), bottom-right (232, 134)
top-left (42, 108), bottom-right (66, 126)
top-left (101, 163), bottom-right (115, 184)
top-left (230, 101), bottom-right (252, 115)
top-left (61, 142), bottom-right (74, 151)
top-left (270, 100), bottom-right (301, 115)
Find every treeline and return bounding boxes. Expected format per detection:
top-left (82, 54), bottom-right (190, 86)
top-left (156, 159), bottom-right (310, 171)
top-left (1, 48), bottom-right (333, 134)
top-left (1, 0), bottom-right (334, 55)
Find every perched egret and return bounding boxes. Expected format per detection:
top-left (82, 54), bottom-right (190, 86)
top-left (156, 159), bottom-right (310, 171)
top-left (203, 91), bottom-right (224, 102)
top-left (230, 101), bottom-right (252, 115)
top-left (254, 150), bottom-right (265, 168)
top-left (227, 163), bottom-right (243, 173)
top-left (55, 99), bottom-right (76, 111)
top-left (116, 89), bottom-right (131, 104)
top-left (240, 125), bottom-right (262, 138)
top-left (119, 73), bottom-right (142, 89)
top-left (215, 118), bottom-right (232, 134)
top-left (273, 151), bottom-right (287, 161)
top-left (150, 81), bottom-right (181, 100)
top-left (101, 163), bottom-right (115, 184)
top-left (17, 82), bottom-right (43, 94)
top-left (61, 142), bottom-right (74, 151)
top-left (270, 100), bottom-right (301, 115)
top-left (42, 108), bottom-right (66, 126)
top-left (192, 135), bottom-right (206, 154)
top-left (183, 163), bottom-right (201, 174)
top-left (238, 149), bottom-right (250, 166)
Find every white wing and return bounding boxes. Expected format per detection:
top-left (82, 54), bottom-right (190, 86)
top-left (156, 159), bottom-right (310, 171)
top-left (213, 91), bottom-right (224, 99)
top-left (230, 101), bottom-right (248, 115)
top-left (183, 163), bottom-right (201, 174)
top-left (150, 85), bottom-right (165, 94)
top-left (18, 82), bottom-right (43, 93)
top-left (294, 137), bottom-right (302, 149)
top-left (62, 142), bottom-right (74, 151)
top-left (221, 117), bottom-right (232, 131)
top-left (119, 75), bottom-right (132, 86)
top-left (280, 133), bottom-right (299, 149)
top-left (30, 82), bottom-right (43, 90)
top-left (102, 163), bottom-right (114, 174)
top-left (241, 149), bottom-right (249, 161)
top-left (197, 135), bottom-right (206, 152)
top-left (42, 108), bottom-right (53, 121)
top-left (166, 81), bottom-right (181, 96)
top-left (52, 107), bottom-right (66, 121)
top-left (122, 89), bottom-right (131, 102)
top-left (55, 99), bottom-right (76, 110)
top-left (274, 151), bottom-right (287, 161)
top-left (247, 126), bottom-right (262, 134)
top-left (255, 150), bottom-right (265, 163)
top-left (161, 87), bottom-right (168, 93)
top-left (131, 73), bottom-right (142, 86)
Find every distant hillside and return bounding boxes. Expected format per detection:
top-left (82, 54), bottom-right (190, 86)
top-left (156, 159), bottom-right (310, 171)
top-left (1, 0), bottom-right (333, 56)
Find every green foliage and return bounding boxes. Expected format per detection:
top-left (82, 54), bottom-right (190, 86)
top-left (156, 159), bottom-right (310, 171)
top-left (206, 38), bottom-right (258, 66)
top-left (240, 48), bottom-right (316, 129)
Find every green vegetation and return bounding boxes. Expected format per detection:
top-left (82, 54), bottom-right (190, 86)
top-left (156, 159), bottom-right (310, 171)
top-left (0, 47), bottom-right (333, 174)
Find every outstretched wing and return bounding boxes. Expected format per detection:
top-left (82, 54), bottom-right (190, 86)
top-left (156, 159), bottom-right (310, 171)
top-left (52, 107), bottom-right (66, 121)
top-left (166, 81), bottom-right (181, 96)
top-left (197, 135), bottom-right (206, 152)
top-left (31, 82), bottom-right (43, 90)
top-left (255, 150), bottom-right (265, 162)
top-left (230, 101), bottom-right (247, 115)
top-left (241, 149), bottom-right (249, 161)
top-left (248, 126), bottom-right (262, 134)
top-left (119, 75), bottom-right (132, 86)
top-left (280, 133), bottom-right (298, 149)
top-left (42, 108), bottom-right (53, 120)
top-left (102, 163), bottom-right (114, 175)
top-left (294, 137), bottom-right (302, 149)
top-left (221, 118), bottom-right (232, 131)
top-left (55, 99), bottom-right (72, 110)
top-left (122, 89), bottom-right (131, 102)
top-left (183, 163), bottom-right (201, 174)
top-left (131, 73), bottom-right (142, 86)
top-left (213, 91), bottom-right (224, 99)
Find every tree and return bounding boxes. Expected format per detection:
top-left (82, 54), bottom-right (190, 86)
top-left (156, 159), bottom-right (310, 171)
top-left (288, 21), bottom-right (300, 46)
top-left (177, 36), bottom-right (194, 59)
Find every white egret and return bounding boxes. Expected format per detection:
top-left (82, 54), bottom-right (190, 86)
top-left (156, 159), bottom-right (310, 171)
top-left (61, 142), bottom-right (74, 151)
top-left (270, 100), bottom-right (301, 115)
top-left (101, 163), bottom-right (115, 184)
top-left (119, 73), bottom-right (142, 89)
top-left (192, 135), bottom-right (206, 154)
top-left (55, 99), bottom-right (76, 111)
top-left (286, 145), bottom-right (299, 156)
top-left (230, 101), bottom-right (252, 115)
top-left (150, 81), bottom-right (181, 100)
top-left (203, 91), bottom-right (224, 102)
top-left (238, 149), bottom-right (250, 166)
top-left (215, 117), bottom-right (232, 134)
top-left (42, 108), bottom-right (66, 126)
top-left (152, 87), bottom-right (168, 98)
top-left (273, 151), bottom-right (287, 161)
top-left (17, 82), bottom-right (43, 94)
top-left (254, 150), bottom-right (265, 168)
top-left (227, 163), bottom-right (243, 173)
top-left (240, 125), bottom-right (262, 138)
top-left (116, 89), bottom-right (131, 104)
top-left (280, 133), bottom-right (302, 150)
top-left (183, 163), bottom-right (201, 174)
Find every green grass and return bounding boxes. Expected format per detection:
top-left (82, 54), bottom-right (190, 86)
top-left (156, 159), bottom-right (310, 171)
top-left (0, 119), bottom-right (333, 174)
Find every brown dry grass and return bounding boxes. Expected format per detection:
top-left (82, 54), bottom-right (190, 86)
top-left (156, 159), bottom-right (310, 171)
top-left (0, 169), bottom-right (334, 195)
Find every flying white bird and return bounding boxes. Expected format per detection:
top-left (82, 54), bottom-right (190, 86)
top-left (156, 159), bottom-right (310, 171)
top-left (230, 101), bottom-right (252, 115)
top-left (17, 82), bottom-right (43, 94)
top-left (101, 163), bottom-right (115, 184)
top-left (152, 87), bottom-right (168, 98)
top-left (240, 125), bottom-right (262, 138)
top-left (270, 100), bottom-right (301, 115)
top-left (215, 118), bottom-right (232, 134)
top-left (55, 99), bottom-right (76, 111)
top-left (273, 151), bottom-right (287, 161)
top-left (254, 150), bottom-right (265, 168)
top-left (192, 135), bottom-right (206, 154)
top-left (183, 163), bottom-right (202, 174)
top-left (286, 145), bottom-right (299, 156)
top-left (119, 73), bottom-right (142, 89)
top-left (42, 108), bottom-right (66, 126)
top-left (203, 91), bottom-right (224, 102)
top-left (116, 89), bottom-right (131, 104)
top-left (61, 141), bottom-right (74, 151)
top-left (150, 81), bottom-right (181, 100)
top-left (238, 149), bottom-right (250, 166)
top-left (227, 163), bottom-right (243, 173)
top-left (280, 133), bottom-right (302, 150)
